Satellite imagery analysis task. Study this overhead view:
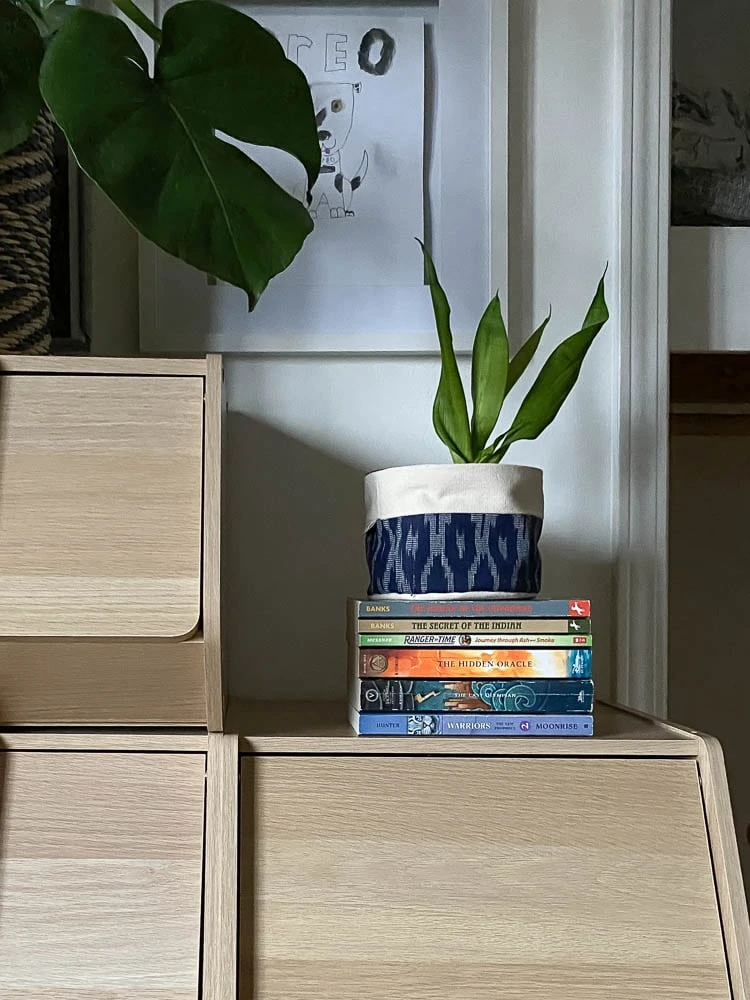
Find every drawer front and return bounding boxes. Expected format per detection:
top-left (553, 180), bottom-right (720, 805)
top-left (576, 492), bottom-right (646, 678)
top-left (0, 750), bottom-right (206, 998)
top-left (0, 374), bottom-right (204, 638)
top-left (240, 755), bottom-right (730, 1000)
top-left (0, 639), bottom-right (207, 725)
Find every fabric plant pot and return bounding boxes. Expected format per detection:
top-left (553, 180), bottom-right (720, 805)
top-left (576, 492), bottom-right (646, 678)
top-left (364, 464), bottom-right (544, 598)
top-left (0, 111), bottom-right (54, 355)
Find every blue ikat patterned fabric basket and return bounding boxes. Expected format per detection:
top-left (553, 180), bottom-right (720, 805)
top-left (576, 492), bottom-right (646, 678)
top-left (365, 512), bottom-right (543, 597)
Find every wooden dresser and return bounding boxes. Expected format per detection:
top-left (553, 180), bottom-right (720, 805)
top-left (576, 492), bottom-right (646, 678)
top-left (0, 358), bottom-right (748, 999)
top-left (0, 356), bottom-right (225, 729)
top-left (222, 701), bottom-right (750, 1000)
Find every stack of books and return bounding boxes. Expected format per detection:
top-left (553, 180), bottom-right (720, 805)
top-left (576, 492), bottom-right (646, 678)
top-left (347, 597), bottom-right (594, 737)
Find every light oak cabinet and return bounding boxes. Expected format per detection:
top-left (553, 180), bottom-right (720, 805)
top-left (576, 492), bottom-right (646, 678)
top-left (1, 360), bottom-right (748, 1000)
top-left (1, 710), bottom-right (749, 1000)
top-left (0, 357), bottom-right (225, 729)
top-left (227, 702), bottom-right (750, 1000)
top-left (241, 755), bottom-right (729, 1000)
top-left (0, 738), bottom-right (207, 999)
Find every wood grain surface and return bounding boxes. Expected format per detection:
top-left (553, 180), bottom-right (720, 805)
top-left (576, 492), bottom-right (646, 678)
top-left (203, 735), bottom-right (239, 1000)
top-left (698, 735), bottom-right (750, 999)
top-left (0, 751), bottom-right (206, 998)
top-left (0, 637), bottom-right (206, 725)
top-left (0, 732), bottom-right (207, 751)
top-left (203, 355), bottom-right (225, 731)
top-left (229, 699), bottom-right (700, 756)
top-left (240, 755), bottom-right (731, 1000)
top-left (0, 357), bottom-right (208, 376)
top-left (0, 374), bottom-right (203, 638)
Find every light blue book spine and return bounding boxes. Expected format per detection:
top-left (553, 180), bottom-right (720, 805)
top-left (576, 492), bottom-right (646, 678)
top-left (350, 706), bottom-right (594, 737)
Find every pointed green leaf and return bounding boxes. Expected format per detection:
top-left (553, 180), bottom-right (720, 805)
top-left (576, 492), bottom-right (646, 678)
top-left (507, 308), bottom-right (551, 393)
top-left (419, 240), bottom-right (472, 462)
top-left (0, 0), bottom-right (43, 155)
top-left (40, 4), bottom-right (319, 308)
top-left (470, 294), bottom-right (509, 453)
top-left (493, 270), bottom-right (609, 461)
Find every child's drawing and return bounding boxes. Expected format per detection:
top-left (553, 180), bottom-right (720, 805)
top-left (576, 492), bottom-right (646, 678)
top-left (246, 12), bottom-right (424, 288)
top-left (310, 82), bottom-right (369, 220)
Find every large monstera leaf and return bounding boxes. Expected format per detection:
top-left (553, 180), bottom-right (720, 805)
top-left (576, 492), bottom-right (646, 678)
top-left (0, 0), bottom-right (44, 155)
top-left (40, 2), bottom-right (321, 307)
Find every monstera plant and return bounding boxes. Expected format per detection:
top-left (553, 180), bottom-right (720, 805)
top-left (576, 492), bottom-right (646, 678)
top-left (0, 0), bottom-right (321, 307)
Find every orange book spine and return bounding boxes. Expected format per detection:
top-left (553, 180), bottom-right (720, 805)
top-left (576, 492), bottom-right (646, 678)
top-left (358, 647), bottom-right (592, 679)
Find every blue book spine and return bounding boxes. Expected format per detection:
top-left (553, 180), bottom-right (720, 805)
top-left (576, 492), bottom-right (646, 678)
top-left (357, 678), bottom-right (594, 713)
top-left (350, 708), bottom-right (594, 736)
top-left (355, 598), bottom-right (590, 619)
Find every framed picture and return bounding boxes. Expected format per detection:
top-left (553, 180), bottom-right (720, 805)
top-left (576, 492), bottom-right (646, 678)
top-left (670, 0), bottom-right (750, 350)
top-left (138, 0), bottom-right (508, 352)
top-left (671, 0), bottom-right (750, 227)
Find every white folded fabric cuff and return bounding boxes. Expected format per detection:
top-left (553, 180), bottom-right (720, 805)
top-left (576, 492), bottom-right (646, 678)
top-left (364, 464), bottom-right (544, 533)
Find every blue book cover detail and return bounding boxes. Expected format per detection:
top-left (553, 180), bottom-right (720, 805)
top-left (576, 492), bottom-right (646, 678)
top-left (357, 678), bottom-right (594, 713)
top-left (351, 711), bottom-right (595, 736)
top-left (355, 598), bottom-right (590, 619)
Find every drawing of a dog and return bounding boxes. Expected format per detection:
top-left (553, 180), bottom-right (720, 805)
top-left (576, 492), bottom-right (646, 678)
top-left (309, 82), bottom-right (368, 219)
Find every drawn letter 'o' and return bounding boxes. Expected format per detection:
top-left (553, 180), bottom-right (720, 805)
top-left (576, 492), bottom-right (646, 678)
top-left (358, 28), bottom-right (396, 76)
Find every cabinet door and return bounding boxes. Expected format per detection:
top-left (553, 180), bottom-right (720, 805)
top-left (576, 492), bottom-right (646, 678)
top-left (0, 751), bottom-right (205, 998)
top-left (240, 755), bottom-right (731, 1000)
top-left (0, 374), bottom-right (204, 638)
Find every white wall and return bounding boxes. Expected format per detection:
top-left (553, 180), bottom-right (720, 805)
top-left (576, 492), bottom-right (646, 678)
top-left (87, 0), bottom-right (620, 704)
top-left (224, 0), bottom-right (618, 701)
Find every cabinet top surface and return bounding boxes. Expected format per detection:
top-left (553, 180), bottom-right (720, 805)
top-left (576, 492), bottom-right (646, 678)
top-left (229, 700), bottom-right (702, 756)
top-left (0, 356), bottom-right (209, 376)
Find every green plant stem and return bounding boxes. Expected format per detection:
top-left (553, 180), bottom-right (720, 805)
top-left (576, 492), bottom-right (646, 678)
top-left (111, 0), bottom-right (161, 44)
top-left (16, 0), bottom-right (43, 20)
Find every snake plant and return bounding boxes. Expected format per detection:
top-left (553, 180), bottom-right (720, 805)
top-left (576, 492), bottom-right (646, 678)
top-left (419, 241), bottom-right (609, 463)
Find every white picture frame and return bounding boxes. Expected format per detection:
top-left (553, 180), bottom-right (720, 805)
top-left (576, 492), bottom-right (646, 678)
top-left (137, 0), bottom-right (508, 353)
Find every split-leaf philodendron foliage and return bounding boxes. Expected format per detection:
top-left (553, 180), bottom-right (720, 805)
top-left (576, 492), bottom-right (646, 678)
top-left (0, 0), bottom-right (321, 308)
top-left (419, 242), bottom-right (609, 463)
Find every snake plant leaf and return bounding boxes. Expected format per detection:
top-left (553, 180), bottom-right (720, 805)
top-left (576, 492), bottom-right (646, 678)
top-left (470, 294), bottom-right (509, 454)
top-left (40, 5), bottom-right (318, 307)
top-left (491, 270), bottom-right (609, 461)
top-left (419, 240), bottom-right (472, 463)
top-left (0, 0), bottom-right (43, 155)
top-left (158, 0), bottom-right (320, 191)
top-left (507, 308), bottom-right (552, 393)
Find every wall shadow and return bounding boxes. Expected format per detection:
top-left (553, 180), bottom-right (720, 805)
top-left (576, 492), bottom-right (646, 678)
top-left (507, 0), bottom-right (537, 349)
top-left (537, 539), bottom-right (615, 701)
top-left (669, 227), bottom-right (712, 351)
top-left (225, 411), bottom-right (616, 703)
top-left (226, 412), bottom-right (367, 702)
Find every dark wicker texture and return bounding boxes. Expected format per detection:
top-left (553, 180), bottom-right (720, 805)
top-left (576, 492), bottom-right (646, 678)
top-left (0, 110), bottom-right (54, 355)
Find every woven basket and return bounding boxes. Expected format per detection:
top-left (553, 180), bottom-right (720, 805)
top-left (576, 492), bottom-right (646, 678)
top-left (0, 110), bottom-right (54, 355)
